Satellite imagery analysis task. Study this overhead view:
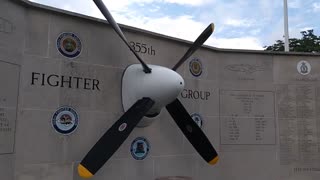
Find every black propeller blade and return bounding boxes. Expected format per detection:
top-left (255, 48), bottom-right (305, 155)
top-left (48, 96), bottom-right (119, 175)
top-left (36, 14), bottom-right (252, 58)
top-left (78, 97), bottom-right (154, 178)
top-left (80, 2), bottom-right (217, 179)
top-left (172, 23), bottom-right (214, 71)
top-left (93, 0), bottom-right (152, 73)
top-left (166, 99), bottom-right (218, 165)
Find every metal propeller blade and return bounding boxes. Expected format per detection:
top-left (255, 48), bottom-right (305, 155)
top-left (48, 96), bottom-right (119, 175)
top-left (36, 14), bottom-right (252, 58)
top-left (78, 97), bottom-right (154, 178)
top-left (166, 99), bottom-right (218, 165)
top-left (93, 0), bottom-right (152, 73)
top-left (172, 23), bottom-right (214, 71)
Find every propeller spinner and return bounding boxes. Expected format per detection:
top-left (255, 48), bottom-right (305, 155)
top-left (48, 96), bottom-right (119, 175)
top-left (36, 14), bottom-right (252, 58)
top-left (122, 64), bottom-right (184, 119)
top-left (78, 0), bottom-right (218, 178)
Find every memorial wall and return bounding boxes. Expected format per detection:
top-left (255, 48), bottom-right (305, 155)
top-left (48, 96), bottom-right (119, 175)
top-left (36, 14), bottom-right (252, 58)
top-left (0, 0), bottom-right (320, 179)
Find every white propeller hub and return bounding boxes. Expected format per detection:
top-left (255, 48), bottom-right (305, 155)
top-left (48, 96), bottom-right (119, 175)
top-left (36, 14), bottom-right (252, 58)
top-left (122, 64), bottom-right (184, 126)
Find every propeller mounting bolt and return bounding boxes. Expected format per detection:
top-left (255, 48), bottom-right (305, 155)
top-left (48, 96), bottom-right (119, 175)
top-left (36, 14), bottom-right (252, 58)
top-left (118, 123), bottom-right (127, 132)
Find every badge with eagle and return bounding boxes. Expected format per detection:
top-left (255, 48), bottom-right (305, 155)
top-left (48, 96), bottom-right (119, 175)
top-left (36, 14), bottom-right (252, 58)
top-left (52, 106), bottom-right (79, 135)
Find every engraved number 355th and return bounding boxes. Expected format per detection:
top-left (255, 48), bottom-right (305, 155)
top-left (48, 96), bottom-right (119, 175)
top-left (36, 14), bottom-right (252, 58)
top-left (130, 42), bottom-right (147, 53)
top-left (129, 41), bottom-right (156, 56)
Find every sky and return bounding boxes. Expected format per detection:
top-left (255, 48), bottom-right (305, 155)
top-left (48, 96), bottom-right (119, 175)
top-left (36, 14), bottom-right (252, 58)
top-left (29, 0), bottom-right (320, 50)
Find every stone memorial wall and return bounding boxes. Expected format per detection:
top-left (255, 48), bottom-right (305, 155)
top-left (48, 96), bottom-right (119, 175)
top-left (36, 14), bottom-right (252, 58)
top-left (0, 0), bottom-right (319, 179)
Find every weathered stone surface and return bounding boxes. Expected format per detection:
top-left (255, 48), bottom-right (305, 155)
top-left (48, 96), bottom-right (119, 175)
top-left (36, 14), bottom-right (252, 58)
top-left (154, 155), bottom-right (197, 178)
top-left (19, 55), bottom-right (61, 109)
top-left (0, 61), bottom-right (19, 154)
top-left (0, 154), bottom-right (14, 180)
top-left (73, 160), bottom-right (125, 180)
top-left (0, 0), bottom-right (25, 65)
top-left (24, 9), bottom-right (50, 57)
top-left (1, 0), bottom-right (320, 180)
top-left (179, 79), bottom-right (219, 117)
top-left (274, 55), bottom-right (320, 84)
top-left (218, 53), bottom-right (273, 90)
top-left (15, 163), bottom-right (73, 180)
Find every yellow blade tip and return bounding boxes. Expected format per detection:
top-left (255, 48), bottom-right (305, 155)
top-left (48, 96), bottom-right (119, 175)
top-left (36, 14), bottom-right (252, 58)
top-left (209, 156), bottom-right (219, 165)
top-left (78, 164), bottom-right (93, 178)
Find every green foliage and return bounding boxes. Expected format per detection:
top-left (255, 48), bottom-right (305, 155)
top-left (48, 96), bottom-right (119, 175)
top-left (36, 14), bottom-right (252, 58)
top-left (264, 30), bottom-right (320, 52)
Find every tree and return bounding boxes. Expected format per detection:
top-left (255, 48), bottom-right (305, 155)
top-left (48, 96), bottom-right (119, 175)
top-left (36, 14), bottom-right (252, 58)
top-left (264, 29), bottom-right (320, 52)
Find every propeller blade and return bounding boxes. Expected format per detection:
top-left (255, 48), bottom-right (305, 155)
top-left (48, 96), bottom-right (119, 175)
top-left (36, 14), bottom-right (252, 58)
top-left (78, 97), bottom-right (154, 178)
top-left (93, 0), bottom-right (152, 73)
top-left (172, 23), bottom-right (214, 71)
top-left (166, 99), bottom-right (218, 165)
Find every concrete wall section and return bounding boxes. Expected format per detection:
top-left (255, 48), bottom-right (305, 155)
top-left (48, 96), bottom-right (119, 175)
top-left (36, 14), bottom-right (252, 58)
top-left (0, 0), bottom-right (320, 180)
top-left (0, 0), bottom-right (25, 65)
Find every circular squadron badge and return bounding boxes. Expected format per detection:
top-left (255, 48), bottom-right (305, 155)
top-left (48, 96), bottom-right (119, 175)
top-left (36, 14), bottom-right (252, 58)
top-left (57, 32), bottom-right (82, 58)
top-left (130, 137), bottom-right (150, 160)
top-left (297, 60), bottom-right (311, 75)
top-left (52, 106), bottom-right (79, 135)
top-left (189, 58), bottom-right (203, 77)
top-left (191, 113), bottom-right (203, 128)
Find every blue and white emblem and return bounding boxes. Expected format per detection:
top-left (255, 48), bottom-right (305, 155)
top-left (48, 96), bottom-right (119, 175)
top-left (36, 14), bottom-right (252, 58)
top-left (297, 60), bottom-right (311, 75)
top-left (191, 113), bottom-right (203, 128)
top-left (130, 137), bottom-right (150, 160)
top-left (57, 32), bottom-right (82, 58)
top-left (52, 106), bottom-right (79, 135)
top-left (189, 58), bottom-right (203, 77)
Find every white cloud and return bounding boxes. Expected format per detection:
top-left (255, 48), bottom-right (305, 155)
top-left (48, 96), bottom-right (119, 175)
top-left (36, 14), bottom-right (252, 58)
top-left (224, 18), bottom-right (254, 27)
top-left (27, 0), bottom-right (320, 51)
top-left (288, 0), bottom-right (302, 9)
top-left (249, 29), bottom-right (261, 36)
top-left (149, 6), bottom-right (161, 12)
top-left (300, 27), bottom-right (314, 32)
top-left (162, 0), bottom-right (214, 6)
top-left (28, 0), bottom-right (264, 50)
top-left (259, 0), bottom-right (282, 20)
top-left (29, 0), bottom-right (211, 41)
top-left (208, 37), bottom-right (264, 50)
top-left (110, 9), bottom-right (266, 51)
top-left (115, 14), bottom-right (208, 41)
top-left (313, 2), bottom-right (320, 12)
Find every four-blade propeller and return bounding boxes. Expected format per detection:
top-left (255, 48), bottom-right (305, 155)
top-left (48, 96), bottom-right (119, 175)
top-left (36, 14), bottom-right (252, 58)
top-left (78, 0), bottom-right (218, 178)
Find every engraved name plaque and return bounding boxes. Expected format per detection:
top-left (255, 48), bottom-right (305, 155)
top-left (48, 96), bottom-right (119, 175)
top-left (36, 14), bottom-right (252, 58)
top-left (220, 90), bottom-right (276, 145)
top-left (278, 85), bottom-right (320, 166)
top-left (0, 61), bottom-right (19, 154)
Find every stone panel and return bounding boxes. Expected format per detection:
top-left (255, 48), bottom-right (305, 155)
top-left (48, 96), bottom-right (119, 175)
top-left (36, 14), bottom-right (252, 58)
top-left (178, 79), bottom-right (218, 117)
top-left (59, 61), bottom-right (123, 113)
top-left (0, 0), bottom-right (25, 64)
top-left (125, 158), bottom-right (154, 180)
top-left (183, 49), bottom-right (218, 81)
top-left (220, 90), bottom-right (276, 145)
top-left (0, 61), bottom-right (20, 107)
top-left (48, 14), bottom-right (89, 62)
top-left (277, 85), bottom-right (316, 119)
top-left (217, 53), bottom-right (273, 87)
top-left (0, 108), bottom-right (16, 154)
top-left (154, 155), bottom-right (197, 178)
top-left (19, 55), bottom-right (60, 109)
top-left (14, 109), bottom-right (122, 164)
top-left (15, 163), bottom-right (73, 180)
top-left (0, 154), bottom-right (14, 180)
top-left (24, 9), bottom-right (50, 57)
top-left (87, 23), bottom-right (136, 69)
top-left (203, 151), bottom-right (280, 180)
top-left (220, 90), bottom-right (275, 118)
top-left (3, 1), bottom-right (320, 180)
top-left (73, 160), bottom-right (126, 180)
top-left (137, 111), bottom-right (184, 157)
top-left (274, 56), bottom-right (320, 84)
top-left (0, 61), bottom-right (19, 154)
